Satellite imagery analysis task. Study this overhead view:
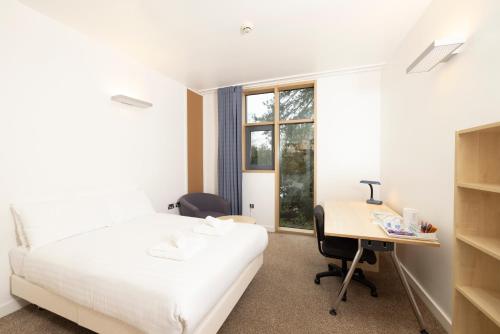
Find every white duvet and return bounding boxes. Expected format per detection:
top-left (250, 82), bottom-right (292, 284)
top-left (20, 213), bottom-right (268, 334)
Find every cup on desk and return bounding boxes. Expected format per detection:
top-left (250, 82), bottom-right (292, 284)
top-left (403, 208), bottom-right (418, 230)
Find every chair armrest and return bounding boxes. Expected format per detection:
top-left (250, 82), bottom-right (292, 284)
top-left (179, 198), bottom-right (200, 217)
top-left (213, 196), bottom-right (231, 215)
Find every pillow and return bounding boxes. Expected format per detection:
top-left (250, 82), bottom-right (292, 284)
top-left (12, 196), bottom-right (111, 249)
top-left (106, 190), bottom-right (156, 224)
top-left (10, 206), bottom-right (28, 247)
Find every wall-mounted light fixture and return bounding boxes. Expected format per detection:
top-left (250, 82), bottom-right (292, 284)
top-left (111, 95), bottom-right (152, 108)
top-left (407, 38), bottom-right (465, 74)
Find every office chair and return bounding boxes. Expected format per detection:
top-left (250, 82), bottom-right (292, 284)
top-left (313, 205), bottom-right (378, 301)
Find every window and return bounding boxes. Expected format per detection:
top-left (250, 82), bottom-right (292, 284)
top-left (245, 125), bottom-right (274, 170)
top-left (279, 88), bottom-right (314, 120)
top-left (246, 93), bottom-right (274, 123)
top-left (243, 92), bottom-right (275, 170)
top-left (243, 83), bottom-right (315, 233)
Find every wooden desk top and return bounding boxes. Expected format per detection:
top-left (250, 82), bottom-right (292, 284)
top-left (218, 215), bottom-right (256, 224)
top-left (324, 201), bottom-right (440, 247)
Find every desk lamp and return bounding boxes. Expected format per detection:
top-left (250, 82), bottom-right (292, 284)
top-left (360, 180), bottom-right (383, 205)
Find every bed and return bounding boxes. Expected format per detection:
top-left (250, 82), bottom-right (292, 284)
top-left (9, 192), bottom-right (268, 334)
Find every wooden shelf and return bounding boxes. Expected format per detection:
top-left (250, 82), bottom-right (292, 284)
top-left (457, 233), bottom-right (500, 261)
top-left (454, 122), bottom-right (500, 332)
top-left (457, 182), bottom-right (500, 194)
top-left (456, 286), bottom-right (500, 328)
top-left (457, 121), bottom-right (500, 135)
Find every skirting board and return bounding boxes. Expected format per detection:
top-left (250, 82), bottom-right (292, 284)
top-left (400, 263), bottom-right (452, 333)
top-left (0, 297), bottom-right (27, 318)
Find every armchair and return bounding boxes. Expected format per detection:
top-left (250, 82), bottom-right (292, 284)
top-left (178, 193), bottom-right (231, 218)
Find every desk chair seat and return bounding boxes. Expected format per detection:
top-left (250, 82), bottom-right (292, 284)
top-left (321, 237), bottom-right (377, 264)
top-left (313, 205), bottom-right (378, 301)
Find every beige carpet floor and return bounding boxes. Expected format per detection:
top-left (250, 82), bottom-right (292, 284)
top-left (0, 233), bottom-right (446, 334)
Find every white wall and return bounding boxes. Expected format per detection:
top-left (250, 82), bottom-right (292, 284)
top-left (316, 71), bottom-right (381, 204)
top-left (242, 173), bottom-right (275, 232)
top-left (380, 0), bottom-right (500, 329)
top-left (202, 70), bottom-right (382, 231)
top-left (0, 0), bottom-right (187, 316)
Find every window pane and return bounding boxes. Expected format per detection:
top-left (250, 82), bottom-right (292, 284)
top-left (279, 88), bottom-right (314, 121)
top-left (249, 129), bottom-right (273, 168)
top-left (279, 123), bottom-right (314, 230)
top-left (246, 93), bottom-right (274, 123)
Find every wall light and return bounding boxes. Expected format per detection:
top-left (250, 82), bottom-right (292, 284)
top-left (407, 38), bottom-right (465, 74)
top-left (111, 95), bottom-right (153, 108)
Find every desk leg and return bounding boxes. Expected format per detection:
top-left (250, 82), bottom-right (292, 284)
top-left (390, 246), bottom-right (428, 334)
top-left (330, 239), bottom-right (363, 315)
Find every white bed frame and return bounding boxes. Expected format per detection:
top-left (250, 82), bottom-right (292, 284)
top-left (11, 253), bottom-right (263, 334)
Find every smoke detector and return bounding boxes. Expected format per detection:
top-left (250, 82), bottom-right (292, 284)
top-left (240, 22), bottom-right (254, 35)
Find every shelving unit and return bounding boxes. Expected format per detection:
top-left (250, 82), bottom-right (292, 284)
top-left (454, 122), bottom-right (500, 334)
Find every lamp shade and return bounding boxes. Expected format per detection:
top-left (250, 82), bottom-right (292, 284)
top-left (407, 38), bottom-right (464, 74)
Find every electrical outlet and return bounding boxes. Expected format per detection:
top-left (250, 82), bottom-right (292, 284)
top-left (249, 204), bottom-right (254, 209)
top-left (168, 203), bottom-right (175, 210)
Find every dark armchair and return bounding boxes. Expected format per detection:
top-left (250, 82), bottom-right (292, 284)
top-left (178, 193), bottom-right (231, 218)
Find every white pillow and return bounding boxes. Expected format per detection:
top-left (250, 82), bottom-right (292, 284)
top-left (12, 196), bottom-right (111, 249)
top-left (10, 206), bottom-right (28, 247)
top-left (106, 190), bottom-right (156, 224)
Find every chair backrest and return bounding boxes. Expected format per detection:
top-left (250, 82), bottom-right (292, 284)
top-left (180, 192), bottom-right (219, 210)
top-left (314, 205), bottom-right (326, 253)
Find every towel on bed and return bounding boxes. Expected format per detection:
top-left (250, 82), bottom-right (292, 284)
top-left (193, 216), bottom-right (234, 236)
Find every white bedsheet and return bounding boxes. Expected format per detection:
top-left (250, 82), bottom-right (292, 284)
top-left (9, 246), bottom-right (29, 277)
top-left (18, 213), bottom-right (268, 334)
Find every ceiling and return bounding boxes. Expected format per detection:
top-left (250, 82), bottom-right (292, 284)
top-left (20, 0), bottom-right (432, 90)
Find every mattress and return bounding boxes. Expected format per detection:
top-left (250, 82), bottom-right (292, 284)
top-left (9, 246), bottom-right (29, 277)
top-left (13, 214), bottom-right (268, 334)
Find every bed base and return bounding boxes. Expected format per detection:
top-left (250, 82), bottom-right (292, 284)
top-left (11, 253), bottom-right (263, 334)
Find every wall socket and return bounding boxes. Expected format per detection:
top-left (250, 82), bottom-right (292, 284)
top-left (249, 203), bottom-right (254, 209)
top-left (168, 203), bottom-right (175, 210)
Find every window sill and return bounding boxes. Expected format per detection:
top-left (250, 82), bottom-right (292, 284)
top-left (242, 170), bottom-right (275, 173)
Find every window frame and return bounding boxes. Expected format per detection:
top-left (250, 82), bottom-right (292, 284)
top-left (245, 124), bottom-right (275, 170)
top-left (242, 81), bottom-right (316, 235)
top-left (242, 83), bottom-right (315, 173)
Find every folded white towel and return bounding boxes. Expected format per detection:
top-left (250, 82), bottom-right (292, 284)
top-left (193, 216), bottom-right (234, 236)
top-left (148, 235), bottom-right (205, 261)
top-left (169, 231), bottom-right (192, 249)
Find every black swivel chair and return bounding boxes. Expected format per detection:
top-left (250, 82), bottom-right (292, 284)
top-left (313, 205), bottom-right (378, 300)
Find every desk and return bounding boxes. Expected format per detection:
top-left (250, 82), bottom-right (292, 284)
top-left (324, 201), bottom-right (440, 334)
top-left (218, 215), bottom-right (256, 224)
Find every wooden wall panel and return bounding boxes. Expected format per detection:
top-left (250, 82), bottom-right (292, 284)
top-left (187, 89), bottom-right (203, 193)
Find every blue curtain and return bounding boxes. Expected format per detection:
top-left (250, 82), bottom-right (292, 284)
top-left (218, 86), bottom-right (243, 215)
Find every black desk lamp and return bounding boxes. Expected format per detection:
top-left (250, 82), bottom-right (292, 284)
top-left (360, 180), bottom-right (383, 205)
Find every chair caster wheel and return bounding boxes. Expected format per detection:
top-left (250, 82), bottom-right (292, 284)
top-left (420, 330), bottom-right (429, 334)
top-left (371, 290), bottom-right (378, 297)
top-left (314, 277), bottom-right (320, 285)
top-left (329, 309), bottom-right (337, 316)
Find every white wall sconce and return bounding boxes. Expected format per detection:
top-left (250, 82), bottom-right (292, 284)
top-left (111, 95), bottom-right (153, 108)
top-left (407, 38), bottom-right (465, 74)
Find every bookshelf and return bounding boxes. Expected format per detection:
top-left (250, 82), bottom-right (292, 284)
top-left (454, 122), bottom-right (500, 334)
